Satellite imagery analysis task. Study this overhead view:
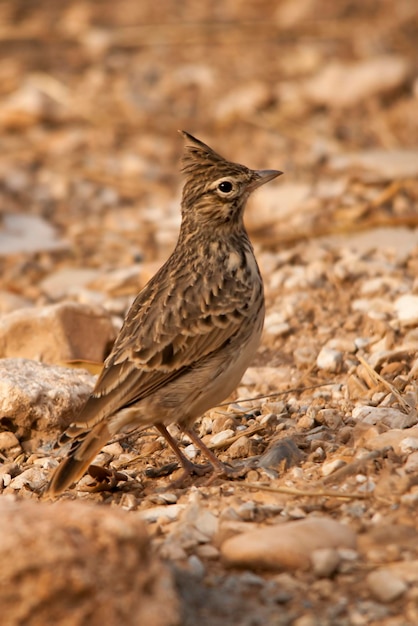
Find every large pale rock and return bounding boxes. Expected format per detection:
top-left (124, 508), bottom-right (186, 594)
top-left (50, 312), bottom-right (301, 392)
top-left (0, 358), bottom-right (95, 440)
top-left (0, 498), bottom-right (179, 626)
top-left (303, 56), bottom-right (409, 108)
top-left (0, 301), bottom-right (116, 363)
top-left (364, 426), bottom-right (418, 454)
top-left (221, 517), bottom-right (357, 571)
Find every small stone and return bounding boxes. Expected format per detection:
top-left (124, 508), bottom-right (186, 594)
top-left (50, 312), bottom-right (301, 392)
top-left (311, 548), bottom-right (341, 577)
top-left (399, 437), bottom-right (418, 454)
top-left (404, 451), bottom-right (418, 473)
top-left (367, 568), bottom-right (408, 602)
top-left (228, 435), bottom-right (252, 459)
top-left (296, 413), bottom-right (315, 430)
top-left (321, 459), bottom-right (346, 477)
top-left (9, 468), bottom-right (49, 491)
top-left (195, 544), bottom-right (219, 560)
top-left (0, 431), bottom-right (20, 451)
top-left (236, 501), bottom-right (256, 521)
top-left (315, 409), bottom-right (342, 430)
top-left (183, 444), bottom-right (198, 460)
top-left (102, 442), bottom-right (124, 456)
top-left (139, 505), bottom-right (185, 523)
top-left (194, 509), bottom-right (219, 540)
top-left (209, 429), bottom-right (235, 446)
top-left (316, 347), bottom-right (342, 372)
top-left (258, 438), bottom-right (304, 471)
top-left (394, 294), bottom-right (418, 325)
top-left (211, 415), bottom-right (236, 435)
top-left (186, 554), bottom-right (205, 578)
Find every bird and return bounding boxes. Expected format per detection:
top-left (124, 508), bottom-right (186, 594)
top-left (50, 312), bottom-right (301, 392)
top-left (47, 131), bottom-right (281, 496)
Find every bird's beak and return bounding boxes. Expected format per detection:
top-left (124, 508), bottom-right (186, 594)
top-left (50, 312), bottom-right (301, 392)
top-left (247, 169), bottom-right (283, 192)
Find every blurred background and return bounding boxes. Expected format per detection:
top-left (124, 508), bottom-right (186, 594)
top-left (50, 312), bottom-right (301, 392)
top-left (0, 0), bottom-right (417, 297)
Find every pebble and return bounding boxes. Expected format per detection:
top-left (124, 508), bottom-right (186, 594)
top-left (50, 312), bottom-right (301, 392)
top-left (228, 435), bottom-right (252, 459)
top-left (183, 444), bottom-right (198, 460)
top-left (316, 347), bottom-right (342, 372)
top-left (367, 568), bottom-right (408, 602)
top-left (221, 516), bottom-right (357, 571)
top-left (8, 468), bottom-right (49, 491)
top-left (0, 431), bottom-right (20, 451)
top-left (403, 451), bottom-right (418, 473)
top-left (186, 554), bottom-right (205, 578)
top-left (211, 415), bottom-right (236, 435)
top-left (193, 509), bottom-right (219, 540)
top-left (195, 544), bottom-right (219, 560)
top-left (257, 438), bottom-right (304, 471)
top-left (138, 504), bottom-right (185, 523)
top-left (321, 459), bottom-right (346, 477)
top-left (315, 409), bottom-right (342, 430)
top-left (311, 548), bottom-right (341, 577)
top-left (209, 429), bottom-right (235, 446)
top-left (149, 493), bottom-right (178, 505)
top-left (399, 437), bottom-right (418, 454)
top-left (394, 294), bottom-right (418, 325)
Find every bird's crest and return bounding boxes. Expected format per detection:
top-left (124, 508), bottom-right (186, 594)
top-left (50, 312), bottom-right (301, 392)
top-left (179, 130), bottom-right (249, 194)
top-left (179, 131), bottom-right (227, 175)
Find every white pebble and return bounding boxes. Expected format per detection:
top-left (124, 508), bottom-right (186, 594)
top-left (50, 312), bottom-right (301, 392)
top-left (210, 429), bottom-right (234, 446)
top-left (394, 294), bottom-right (418, 325)
top-left (316, 347), bottom-right (342, 372)
top-left (399, 437), bottom-right (418, 454)
top-left (321, 459), bottom-right (346, 477)
top-left (139, 504), bottom-right (185, 523)
top-left (183, 444), bottom-right (198, 459)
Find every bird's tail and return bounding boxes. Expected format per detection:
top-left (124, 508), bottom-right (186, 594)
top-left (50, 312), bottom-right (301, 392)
top-left (46, 420), bottom-right (112, 496)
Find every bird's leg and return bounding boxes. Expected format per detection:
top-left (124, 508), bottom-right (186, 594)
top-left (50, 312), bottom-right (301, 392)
top-left (182, 427), bottom-right (247, 478)
top-left (155, 424), bottom-right (212, 479)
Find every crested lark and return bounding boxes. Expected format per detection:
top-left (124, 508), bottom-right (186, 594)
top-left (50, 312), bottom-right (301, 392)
top-left (47, 131), bottom-right (281, 495)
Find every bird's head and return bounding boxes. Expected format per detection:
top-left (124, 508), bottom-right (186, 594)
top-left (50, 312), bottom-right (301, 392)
top-left (179, 131), bottom-right (281, 229)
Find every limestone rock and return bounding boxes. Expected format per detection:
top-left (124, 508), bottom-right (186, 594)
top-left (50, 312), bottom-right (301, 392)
top-left (0, 358), bottom-right (95, 441)
top-left (303, 56), bottom-right (409, 108)
top-left (0, 498), bottom-right (179, 626)
top-left (0, 301), bottom-right (116, 364)
top-left (221, 517), bottom-right (357, 571)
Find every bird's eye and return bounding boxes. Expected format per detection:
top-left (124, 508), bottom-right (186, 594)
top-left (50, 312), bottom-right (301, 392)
top-left (217, 181), bottom-right (234, 194)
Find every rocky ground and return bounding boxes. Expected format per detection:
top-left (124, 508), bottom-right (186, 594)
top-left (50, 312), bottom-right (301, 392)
top-left (1, 1), bottom-right (418, 625)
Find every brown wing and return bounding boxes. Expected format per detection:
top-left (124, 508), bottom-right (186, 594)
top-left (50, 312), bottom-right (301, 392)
top-left (74, 253), bottom-right (256, 427)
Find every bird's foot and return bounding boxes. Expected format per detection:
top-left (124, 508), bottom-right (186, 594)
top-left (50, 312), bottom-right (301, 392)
top-left (81, 464), bottom-right (128, 492)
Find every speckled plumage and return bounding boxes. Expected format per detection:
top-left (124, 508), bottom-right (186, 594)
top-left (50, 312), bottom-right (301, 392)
top-left (47, 132), bottom-right (281, 495)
